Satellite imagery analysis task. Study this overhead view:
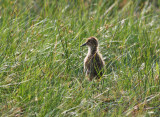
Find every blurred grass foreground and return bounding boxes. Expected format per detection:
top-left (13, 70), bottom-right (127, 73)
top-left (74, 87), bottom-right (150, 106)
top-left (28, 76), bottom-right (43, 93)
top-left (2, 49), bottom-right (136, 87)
top-left (0, 0), bottom-right (160, 116)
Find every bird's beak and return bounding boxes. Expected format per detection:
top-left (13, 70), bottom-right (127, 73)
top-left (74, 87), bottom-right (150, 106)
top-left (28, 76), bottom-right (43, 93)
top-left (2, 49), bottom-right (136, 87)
top-left (80, 42), bottom-right (87, 47)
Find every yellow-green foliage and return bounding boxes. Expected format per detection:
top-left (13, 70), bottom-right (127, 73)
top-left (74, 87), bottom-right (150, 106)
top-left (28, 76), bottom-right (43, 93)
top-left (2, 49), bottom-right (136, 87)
top-left (0, 0), bottom-right (160, 116)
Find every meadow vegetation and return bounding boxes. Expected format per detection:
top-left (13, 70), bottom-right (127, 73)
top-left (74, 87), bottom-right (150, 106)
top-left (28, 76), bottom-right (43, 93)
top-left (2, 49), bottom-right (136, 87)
top-left (0, 0), bottom-right (160, 116)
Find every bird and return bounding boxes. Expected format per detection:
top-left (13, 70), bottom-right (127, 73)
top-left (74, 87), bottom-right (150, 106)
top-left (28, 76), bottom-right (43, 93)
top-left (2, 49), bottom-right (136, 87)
top-left (81, 37), bottom-right (105, 81)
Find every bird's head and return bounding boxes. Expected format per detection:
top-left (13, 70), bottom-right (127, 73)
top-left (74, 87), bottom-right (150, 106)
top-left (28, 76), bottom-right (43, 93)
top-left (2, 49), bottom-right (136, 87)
top-left (80, 37), bottom-right (98, 48)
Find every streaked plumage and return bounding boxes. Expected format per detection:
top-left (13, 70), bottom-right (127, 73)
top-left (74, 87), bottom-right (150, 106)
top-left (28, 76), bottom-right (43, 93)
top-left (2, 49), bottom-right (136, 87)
top-left (81, 37), bottom-right (105, 81)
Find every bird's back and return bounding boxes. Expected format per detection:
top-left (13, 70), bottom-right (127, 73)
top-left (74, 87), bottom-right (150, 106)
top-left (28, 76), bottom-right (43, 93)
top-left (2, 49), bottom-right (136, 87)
top-left (84, 52), bottom-right (104, 80)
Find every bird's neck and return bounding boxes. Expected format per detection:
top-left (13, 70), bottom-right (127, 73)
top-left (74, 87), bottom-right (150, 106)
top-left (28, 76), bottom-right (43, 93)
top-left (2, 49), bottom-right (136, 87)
top-left (88, 46), bottom-right (98, 55)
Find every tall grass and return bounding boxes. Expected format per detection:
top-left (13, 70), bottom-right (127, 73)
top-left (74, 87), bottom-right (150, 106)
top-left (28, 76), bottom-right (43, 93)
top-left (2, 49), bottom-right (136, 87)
top-left (0, 0), bottom-right (160, 116)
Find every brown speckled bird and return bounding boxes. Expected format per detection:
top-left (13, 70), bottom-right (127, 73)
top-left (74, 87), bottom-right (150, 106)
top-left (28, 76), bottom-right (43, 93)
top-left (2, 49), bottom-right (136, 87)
top-left (81, 37), bottom-right (105, 81)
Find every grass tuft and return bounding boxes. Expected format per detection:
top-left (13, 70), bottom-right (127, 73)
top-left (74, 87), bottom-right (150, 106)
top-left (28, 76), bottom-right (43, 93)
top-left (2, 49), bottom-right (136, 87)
top-left (0, 0), bottom-right (160, 116)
